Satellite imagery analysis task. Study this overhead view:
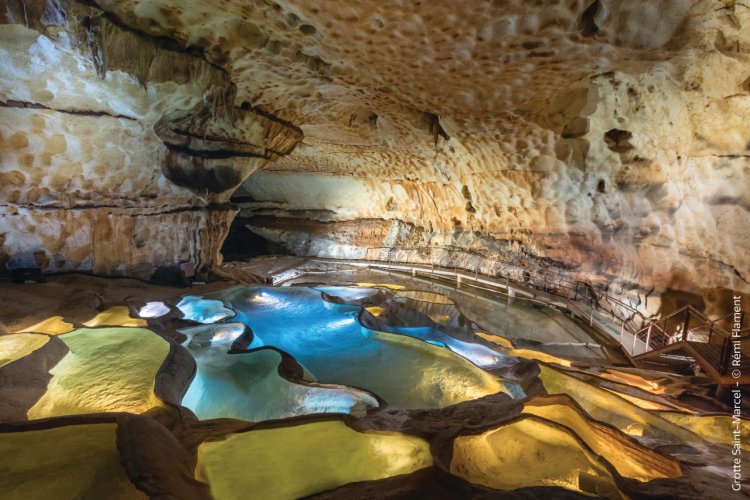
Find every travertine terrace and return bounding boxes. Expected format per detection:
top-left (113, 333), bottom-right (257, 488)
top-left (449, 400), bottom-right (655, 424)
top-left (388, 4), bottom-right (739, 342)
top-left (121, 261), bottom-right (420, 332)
top-left (1, 1), bottom-right (749, 499)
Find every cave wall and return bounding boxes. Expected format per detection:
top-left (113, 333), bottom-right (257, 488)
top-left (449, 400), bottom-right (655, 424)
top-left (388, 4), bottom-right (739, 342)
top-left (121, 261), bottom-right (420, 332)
top-left (223, 0), bottom-right (747, 316)
top-left (1, 0), bottom-right (748, 316)
top-left (0, 0), bottom-right (301, 277)
top-left (239, 59), bottom-right (750, 314)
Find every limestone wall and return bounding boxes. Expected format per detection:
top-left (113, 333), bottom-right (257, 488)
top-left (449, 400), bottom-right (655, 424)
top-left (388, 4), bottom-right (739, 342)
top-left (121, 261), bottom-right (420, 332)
top-left (1, 0), bottom-right (748, 315)
top-left (0, 0), bottom-right (301, 277)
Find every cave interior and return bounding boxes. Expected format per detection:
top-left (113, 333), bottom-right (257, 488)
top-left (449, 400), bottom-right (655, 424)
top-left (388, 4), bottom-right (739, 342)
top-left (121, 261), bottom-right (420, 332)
top-left (0, 1), bottom-right (749, 499)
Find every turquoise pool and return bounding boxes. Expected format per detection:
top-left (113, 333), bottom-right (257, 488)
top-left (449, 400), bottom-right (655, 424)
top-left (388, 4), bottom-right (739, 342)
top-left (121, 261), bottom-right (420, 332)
top-left (180, 285), bottom-right (518, 418)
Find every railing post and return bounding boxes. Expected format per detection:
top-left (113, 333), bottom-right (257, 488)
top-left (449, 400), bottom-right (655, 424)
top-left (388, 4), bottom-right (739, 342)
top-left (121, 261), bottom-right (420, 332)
top-left (632, 329), bottom-right (638, 355)
top-left (505, 276), bottom-right (510, 304)
top-left (682, 309), bottom-right (690, 342)
top-left (645, 323), bottom-right (653, 351)
top-left (619, 320), bottom-right (625, 345)
top-left (708, 322), bottom-right (714, 343)
top-left (589, 301), bottom-right (594, 327)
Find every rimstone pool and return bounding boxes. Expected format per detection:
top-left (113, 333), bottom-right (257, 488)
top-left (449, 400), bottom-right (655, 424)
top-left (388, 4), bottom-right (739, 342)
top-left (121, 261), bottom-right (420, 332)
top-left (0, 275), bottom-right (744, 499)
top-left (180, 285), bottom-right (518, 414)
top-left (3, 1), bottom-right (750, 498)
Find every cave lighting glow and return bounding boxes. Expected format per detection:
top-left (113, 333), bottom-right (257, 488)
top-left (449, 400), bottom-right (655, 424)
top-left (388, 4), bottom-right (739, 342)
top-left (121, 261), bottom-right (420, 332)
top-left (176, 296), bottom-right (236, 323)
top-left (197, 285), bottom-right (516, 408)
top-left (137, 301), bottom-right (170, 318)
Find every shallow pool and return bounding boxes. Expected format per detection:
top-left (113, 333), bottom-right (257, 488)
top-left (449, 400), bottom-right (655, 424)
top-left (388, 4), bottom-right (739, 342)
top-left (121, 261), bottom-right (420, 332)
top-left (196, 285), bottom-right (514, 410)
top-left (180, 323), bottom-right (380, 421)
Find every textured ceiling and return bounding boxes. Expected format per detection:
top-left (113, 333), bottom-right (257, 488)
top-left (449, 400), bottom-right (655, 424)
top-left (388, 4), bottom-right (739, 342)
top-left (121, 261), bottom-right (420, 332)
top-left (1, 0), bottom-right (749, 313)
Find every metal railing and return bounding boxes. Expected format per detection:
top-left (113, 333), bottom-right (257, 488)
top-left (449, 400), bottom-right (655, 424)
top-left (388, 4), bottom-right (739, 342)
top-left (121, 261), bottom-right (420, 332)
top-left (296, 257), bottom-right (746, 371)
top-left (302, 258), bottom-right (626, 345)
top-left (621, 303), bottom-right (749, 375)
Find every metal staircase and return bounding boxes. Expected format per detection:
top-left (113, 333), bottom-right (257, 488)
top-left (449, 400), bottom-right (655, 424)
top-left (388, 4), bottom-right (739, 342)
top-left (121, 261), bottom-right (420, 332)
top-left (617, 305), bottom-right (749, 384)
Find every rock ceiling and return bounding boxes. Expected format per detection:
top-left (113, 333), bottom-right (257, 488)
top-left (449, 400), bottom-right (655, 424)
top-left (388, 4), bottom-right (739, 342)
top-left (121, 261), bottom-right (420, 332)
top-left (1, 0), bottom-right (749, 314)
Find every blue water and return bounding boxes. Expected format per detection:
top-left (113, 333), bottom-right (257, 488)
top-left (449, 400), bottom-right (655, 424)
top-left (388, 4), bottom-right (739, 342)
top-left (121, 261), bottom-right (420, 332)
top-left (202, 286), bottom-right (516, 409)
top-left (319, 286), bottom-right (516, 370)
top-left (177, 296), bottom-right (235, 324)
top-left (179, 323), bottom-right (379, 421)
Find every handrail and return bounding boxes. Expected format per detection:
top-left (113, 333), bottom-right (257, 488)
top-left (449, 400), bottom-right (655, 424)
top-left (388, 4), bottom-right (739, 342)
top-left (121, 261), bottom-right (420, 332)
top-left (623, 303), bottom-right (745, 364)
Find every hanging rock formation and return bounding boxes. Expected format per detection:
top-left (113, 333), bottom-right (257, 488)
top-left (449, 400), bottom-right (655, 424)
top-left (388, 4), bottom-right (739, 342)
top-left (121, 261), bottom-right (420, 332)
top-left (0, 0), bottom-right (301, 278)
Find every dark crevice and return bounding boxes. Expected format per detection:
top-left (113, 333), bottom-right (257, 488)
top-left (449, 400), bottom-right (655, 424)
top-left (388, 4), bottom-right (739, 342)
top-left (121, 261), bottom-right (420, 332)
top-left (220, 217), bottom-right (290, 260)
top-left (0, 204), bottom-right (234, 216)
top-left (0, 99), bottom-right (137, 120)
top-left (170, 128), bottom-right (261, 148)
top-left (240, 101), bottom-right (304, 135)
top-left (76, 0), bottom-right (229, 73)
top-left (164, 143), bottom-right (267, 160)
top-left (604, 128), bottom-right (633, 153)
top-left (578, 0), bottom-right (601, 37)
top-left (425, 112), bottom-right (450, 146)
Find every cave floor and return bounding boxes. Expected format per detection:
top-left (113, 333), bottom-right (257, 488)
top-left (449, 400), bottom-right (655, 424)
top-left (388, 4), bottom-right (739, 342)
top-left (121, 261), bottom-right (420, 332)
top-left (0, 265), bottom-right (746, 499)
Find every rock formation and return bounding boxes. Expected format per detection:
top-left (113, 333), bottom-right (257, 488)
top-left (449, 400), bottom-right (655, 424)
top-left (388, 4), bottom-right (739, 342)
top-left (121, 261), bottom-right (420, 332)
top-left (0, 0), bottom-right (301, 278)
top-left (2, 0), bottom-right (749, 314)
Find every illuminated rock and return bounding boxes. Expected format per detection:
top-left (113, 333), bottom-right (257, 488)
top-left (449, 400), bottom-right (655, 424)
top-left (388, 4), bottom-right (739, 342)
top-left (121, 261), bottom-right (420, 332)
top-left (523, 395), bottom-right (682, 481)
top-left (475, 331), bottom-right (515, 349)
top-left (176, 296), bottom-right (235, 324)
top-left (658, 411), bottom-right (750, 452)
top-left (83, 306), bottom-right (147, 327)
top-left (0, 423), bottom-right (145, 500)
top-left (395, 290), bottom-right (455, 305)
top-left (0, 333), bottom-right (49, 369)
top-left (17, 316), bottom-right (74, 335)
top-left (27, 327), bottom-right (169, 419)
top-left (137, 301), bottom-right (171, 319)
top-left (450, 415), bottom-right (622, 498)
top-left (316, 286), bottom-right (389, 305)
top-left (195, 420), bottom-right (432, 499)
top-left (537, 365), bottom-right (700, 441)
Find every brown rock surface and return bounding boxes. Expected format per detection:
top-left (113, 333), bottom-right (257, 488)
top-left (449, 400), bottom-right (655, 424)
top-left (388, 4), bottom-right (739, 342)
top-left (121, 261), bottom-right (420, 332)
top-left (0, 0), bottom-right (301, 278)
top-left (0, 334), bottom-right (68, 421)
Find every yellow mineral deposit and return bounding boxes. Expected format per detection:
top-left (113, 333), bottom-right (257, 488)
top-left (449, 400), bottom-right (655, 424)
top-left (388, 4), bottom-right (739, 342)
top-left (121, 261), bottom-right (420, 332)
top-left (0, 424), bottom-right (145, 500)
top-left (195, 421), bottom-right (432, 499)
top-left (27, 327), bottom-right (168, 419)
top-left (0, 333), bottom-right (50, 368)
top-left (18, 316), bottom-right (74, 335)
top-left (523, 396), bottom-right (682, 481)
top-left (83, 307), bottom-right (148, 328)
top-left (451, 416), bottom-right (622, 498)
